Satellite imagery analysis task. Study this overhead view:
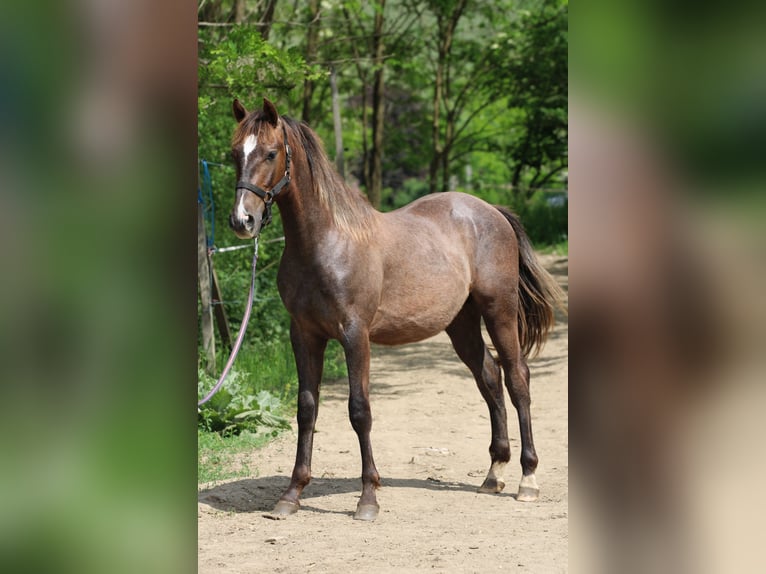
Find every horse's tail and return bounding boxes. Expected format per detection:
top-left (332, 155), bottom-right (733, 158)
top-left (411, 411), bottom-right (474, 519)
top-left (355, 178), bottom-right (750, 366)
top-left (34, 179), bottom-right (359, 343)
top-left (495, 206), bottom-right (567, 358)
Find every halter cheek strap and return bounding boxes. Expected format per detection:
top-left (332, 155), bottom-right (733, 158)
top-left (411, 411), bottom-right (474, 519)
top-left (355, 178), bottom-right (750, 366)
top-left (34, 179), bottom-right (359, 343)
top-left (235, 123), bottom-right (292, 228)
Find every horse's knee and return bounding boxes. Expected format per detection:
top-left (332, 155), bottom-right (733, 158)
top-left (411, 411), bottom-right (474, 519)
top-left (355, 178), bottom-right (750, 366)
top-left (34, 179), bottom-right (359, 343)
top-left (348, 394), bottom-right (371, 434)
top-left (296, 390), bottom-right (317, 428)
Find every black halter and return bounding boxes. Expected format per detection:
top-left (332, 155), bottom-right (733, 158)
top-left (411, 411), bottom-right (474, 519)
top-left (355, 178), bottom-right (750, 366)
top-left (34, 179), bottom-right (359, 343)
top-left (235, 123), bottom-right (292, 228)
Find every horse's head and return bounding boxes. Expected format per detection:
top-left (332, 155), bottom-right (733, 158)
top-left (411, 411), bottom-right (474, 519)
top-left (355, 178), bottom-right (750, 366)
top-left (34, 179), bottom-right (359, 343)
top-left (229, 98), bottom-right (291, 238)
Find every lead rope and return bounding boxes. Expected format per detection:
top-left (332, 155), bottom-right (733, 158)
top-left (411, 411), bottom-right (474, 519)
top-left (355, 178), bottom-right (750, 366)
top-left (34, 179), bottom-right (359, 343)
top-left (198, 236), bottom-right (259, 407)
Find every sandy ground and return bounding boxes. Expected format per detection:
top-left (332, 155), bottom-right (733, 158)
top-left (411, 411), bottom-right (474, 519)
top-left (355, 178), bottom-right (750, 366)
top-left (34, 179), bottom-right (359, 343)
top-left (198, 255), bottom-right (568, 573)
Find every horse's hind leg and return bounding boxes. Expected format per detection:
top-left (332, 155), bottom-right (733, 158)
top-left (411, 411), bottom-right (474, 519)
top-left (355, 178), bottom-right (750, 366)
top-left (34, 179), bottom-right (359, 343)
top-left (482, 308), bottom-right (540, 502)
top-left (446, 298), bottom-right (511, 494)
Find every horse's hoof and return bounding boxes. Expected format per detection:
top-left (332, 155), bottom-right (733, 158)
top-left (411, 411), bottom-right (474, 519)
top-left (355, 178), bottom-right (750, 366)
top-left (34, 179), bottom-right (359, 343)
top-left (354, 503), bottom-right (379, 521)
top-left (478, 477), bottom-right (506, 494)
top-left (517, 474), bottom-right (539, 502)
top-left (270, 500), bottom-right (300, 518)
top-left (517, 486), bottom-right (539, 501)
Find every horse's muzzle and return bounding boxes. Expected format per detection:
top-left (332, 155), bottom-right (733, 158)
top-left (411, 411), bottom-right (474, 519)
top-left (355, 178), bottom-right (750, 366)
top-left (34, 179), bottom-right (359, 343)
top-left (229, 195), bottom-right (266, 239)
top-left (229, 211), bottom-right (259, 239)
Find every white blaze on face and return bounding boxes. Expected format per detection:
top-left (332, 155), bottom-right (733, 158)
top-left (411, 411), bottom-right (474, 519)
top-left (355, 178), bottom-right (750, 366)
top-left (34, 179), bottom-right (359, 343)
top-left (242, 134), bottom-right (257, 162)
top-left (237, 134), bottom-right (258, 221)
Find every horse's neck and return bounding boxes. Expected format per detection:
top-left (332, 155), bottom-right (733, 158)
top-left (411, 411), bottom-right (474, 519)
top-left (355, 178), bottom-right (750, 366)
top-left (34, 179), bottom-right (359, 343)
top-left (278, 186), bottom-right (332, 251)
top-left (278, 161), bottom-right (376, 251)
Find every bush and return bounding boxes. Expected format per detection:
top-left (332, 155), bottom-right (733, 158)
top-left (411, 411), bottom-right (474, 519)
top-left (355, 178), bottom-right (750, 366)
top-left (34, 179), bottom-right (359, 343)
top-left (198, 367), bottom-right (291, 437)
top-left (507, 190), bottom-right (568, 247)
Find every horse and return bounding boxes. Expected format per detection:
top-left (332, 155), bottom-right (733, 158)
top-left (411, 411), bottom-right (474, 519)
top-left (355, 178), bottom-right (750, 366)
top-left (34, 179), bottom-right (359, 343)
top-left (228, 98), bottom-right (565, 521)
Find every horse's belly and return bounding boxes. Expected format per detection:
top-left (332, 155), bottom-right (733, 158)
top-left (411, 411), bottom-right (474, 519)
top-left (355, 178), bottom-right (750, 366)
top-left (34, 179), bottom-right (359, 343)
top-left (369, 318), bottom-right (443, 345)
top-left (369, 290), bottom-right (467, 345)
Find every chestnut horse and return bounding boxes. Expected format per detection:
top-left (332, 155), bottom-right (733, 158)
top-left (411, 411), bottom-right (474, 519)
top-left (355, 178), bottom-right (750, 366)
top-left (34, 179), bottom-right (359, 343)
top-left (228, 98), bottom-right (564, 521)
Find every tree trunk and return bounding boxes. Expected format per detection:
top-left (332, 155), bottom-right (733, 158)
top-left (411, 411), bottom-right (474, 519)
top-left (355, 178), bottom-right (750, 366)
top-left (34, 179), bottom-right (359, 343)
top-left (199, 0), bottom-right (225, 23)
top-left (330, 66), bottom-right (345, 178)
top-left (361, 81), bottom-right (370, 190)
top-left (442, 109), bottom-right (455, 191)
top-left (429, 40), bottom-right (444, 194)
top-left (231, 0), bottom-right (246, 23)
top-left (341, 5), bottom-right (370, 189)
top-left (302, 0), bottom-right (320, 124)
top-left (428, 0), bottom-right (467, 194)
top-left (512, 128), bottom-right (532, 195)
top-left (258, 0), bottom-right (278, 40)
top-left (368, 0), bottom-right (386, 209)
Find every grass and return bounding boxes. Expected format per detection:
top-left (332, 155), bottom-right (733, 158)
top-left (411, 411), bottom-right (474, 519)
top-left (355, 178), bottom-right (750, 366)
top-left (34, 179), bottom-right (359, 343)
top-left (537, 238), bottom-right (568, 256)
top-left (197, 429), bottom-right (273, 484)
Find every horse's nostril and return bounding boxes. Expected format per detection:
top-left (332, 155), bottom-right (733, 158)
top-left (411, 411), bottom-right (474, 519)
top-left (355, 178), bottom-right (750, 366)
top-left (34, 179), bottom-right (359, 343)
top-left (245, 214), bottom-right (255, 229)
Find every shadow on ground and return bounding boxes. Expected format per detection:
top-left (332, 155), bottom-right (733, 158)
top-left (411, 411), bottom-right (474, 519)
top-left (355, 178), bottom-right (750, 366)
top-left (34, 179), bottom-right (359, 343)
top-left (199, 474), bottom-right (516, 515)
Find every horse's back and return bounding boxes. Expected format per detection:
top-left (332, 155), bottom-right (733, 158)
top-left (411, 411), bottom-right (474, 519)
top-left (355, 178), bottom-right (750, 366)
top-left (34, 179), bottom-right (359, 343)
top-left (388, 192), bottom-right (513, 237)
top-left (389, 190), bottom-right (492, 216)
top-left (382, 192), bottom-right (518, 277)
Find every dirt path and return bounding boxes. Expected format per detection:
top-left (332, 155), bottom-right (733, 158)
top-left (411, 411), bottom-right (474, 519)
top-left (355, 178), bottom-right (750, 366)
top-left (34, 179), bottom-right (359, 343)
top-left (198, 255), bottom-right (568, 573)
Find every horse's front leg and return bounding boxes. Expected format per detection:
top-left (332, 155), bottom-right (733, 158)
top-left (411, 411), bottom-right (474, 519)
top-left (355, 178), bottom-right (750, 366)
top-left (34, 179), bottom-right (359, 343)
top-left (272, 321), bottom-right (327, 517)
top-left (342, 323), bottom-right (381, 521)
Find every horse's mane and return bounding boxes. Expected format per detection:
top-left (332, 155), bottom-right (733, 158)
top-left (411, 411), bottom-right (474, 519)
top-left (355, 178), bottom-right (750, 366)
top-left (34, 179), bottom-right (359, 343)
top-left (236, 112), bottom-right (375, 240)
top-left (283, 116), bottom-right (376, 240)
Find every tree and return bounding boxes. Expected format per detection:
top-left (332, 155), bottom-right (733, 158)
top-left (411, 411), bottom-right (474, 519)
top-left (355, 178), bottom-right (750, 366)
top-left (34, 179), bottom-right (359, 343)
top-left (427, 0), bottom-right (468, 193)
top-left (198, 0), bottom-right (567, 213)
top-left (488, 0), bottom-right (568, 195)
top-left (335, 0), bottom-right (393, 208)
top-left (368, 0), bottom-right (387, 208)
top-left (302, 0), bottom-right (322, 124)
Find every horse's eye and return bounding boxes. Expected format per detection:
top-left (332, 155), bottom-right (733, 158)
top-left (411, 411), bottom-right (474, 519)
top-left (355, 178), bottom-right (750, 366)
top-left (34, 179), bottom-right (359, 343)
top-left (266, 151), bottom-right (277, 161)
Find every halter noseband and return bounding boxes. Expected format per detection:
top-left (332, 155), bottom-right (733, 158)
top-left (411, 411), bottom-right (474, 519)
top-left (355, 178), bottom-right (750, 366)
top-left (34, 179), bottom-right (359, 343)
top-left (235, 123), bottom-right (292, 229)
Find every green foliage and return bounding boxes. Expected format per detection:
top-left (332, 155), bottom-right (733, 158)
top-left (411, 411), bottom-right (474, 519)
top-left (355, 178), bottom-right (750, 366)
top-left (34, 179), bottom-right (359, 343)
top-left (469, 186), bottom-right (568, 248)
top-left (487, 0), bottom-right (568, 189)
top-left (323, 340), bottom-right (349, 381)
top-left (198, 368), bottom-right (291, 437)
top-left (199, 25), bottom-right (320, 102)
top-left (538, 239), bottom-right (568, 256)
top-left (381, 177), bottom-right (430, 211)
top-left (507, 190), bottom-right (568, 247)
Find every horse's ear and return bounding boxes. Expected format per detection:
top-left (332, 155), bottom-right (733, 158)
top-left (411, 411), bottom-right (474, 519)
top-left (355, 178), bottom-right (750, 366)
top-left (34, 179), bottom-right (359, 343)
top-left (262, 98), bottom-right (279, 127)
top-left (232, 99), bottom-right (248, 123)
